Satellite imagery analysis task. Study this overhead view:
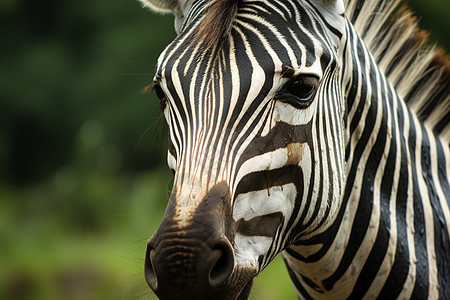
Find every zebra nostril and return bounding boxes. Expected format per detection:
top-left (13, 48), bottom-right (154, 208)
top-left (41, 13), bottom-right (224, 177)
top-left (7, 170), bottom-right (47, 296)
top-left (144, 245), bottom-right (158, 292)
top-left (208, 240), bottom-right (235, 287)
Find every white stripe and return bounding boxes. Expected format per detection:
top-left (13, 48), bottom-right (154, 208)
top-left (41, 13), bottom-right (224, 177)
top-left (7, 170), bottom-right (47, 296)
top-left (411, 117), bottom-right (439, 299)
top-left (397, 88), bottom-right (416, 300)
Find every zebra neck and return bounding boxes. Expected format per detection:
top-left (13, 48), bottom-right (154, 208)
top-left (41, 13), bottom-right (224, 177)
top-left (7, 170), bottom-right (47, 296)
top-left (281, 20), bottom-right (450, 299)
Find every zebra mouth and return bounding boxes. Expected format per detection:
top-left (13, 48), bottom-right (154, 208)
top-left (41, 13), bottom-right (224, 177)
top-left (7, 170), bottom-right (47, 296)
top-left (236, 278), bottom-right (254, 300)
top-left (230, 265), bottom-right (257, 300)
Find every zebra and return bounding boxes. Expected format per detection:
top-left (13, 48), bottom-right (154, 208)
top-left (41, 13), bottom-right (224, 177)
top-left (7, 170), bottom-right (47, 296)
top-left (138, 0), bottom-right (450, 299)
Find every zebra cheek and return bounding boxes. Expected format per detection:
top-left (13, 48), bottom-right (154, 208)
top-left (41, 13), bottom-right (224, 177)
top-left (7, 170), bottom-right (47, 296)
top-left (275, 99), bottom-right (317, 126)
top-left (234, 213), bottom-right (284, 267)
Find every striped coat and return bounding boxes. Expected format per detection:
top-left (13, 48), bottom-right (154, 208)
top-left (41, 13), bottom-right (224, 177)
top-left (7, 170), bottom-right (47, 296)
top-left (139, 0), bottom-right (450, 299)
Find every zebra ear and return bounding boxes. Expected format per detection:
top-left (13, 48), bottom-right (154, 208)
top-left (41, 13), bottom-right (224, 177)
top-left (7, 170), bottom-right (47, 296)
top-left (314, 0), bottom-right (344, 12)
top-left (139, 0), bottom-right (183, 17)
top-left (139, 0), bottom-right (191, 33)
top-left (311, 0), bottom-right (345, 34)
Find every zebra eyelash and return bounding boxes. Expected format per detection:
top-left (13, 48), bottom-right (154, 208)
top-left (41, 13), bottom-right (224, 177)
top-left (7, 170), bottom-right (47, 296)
top-left (145, 81), bottom-right (168, 111)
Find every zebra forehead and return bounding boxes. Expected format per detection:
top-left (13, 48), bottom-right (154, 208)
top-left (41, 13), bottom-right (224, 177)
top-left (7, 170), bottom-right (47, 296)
top-left (194, 0), bottom-right (241, 48)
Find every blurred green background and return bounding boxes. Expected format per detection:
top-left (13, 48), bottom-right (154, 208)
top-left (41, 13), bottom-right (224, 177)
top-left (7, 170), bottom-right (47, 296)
top-left (0, 0), bottom-right (448, 299)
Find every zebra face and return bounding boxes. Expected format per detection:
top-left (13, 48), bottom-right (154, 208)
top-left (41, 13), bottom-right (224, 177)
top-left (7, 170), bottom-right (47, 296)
top-left (142, 0), bottom-right (346, 299)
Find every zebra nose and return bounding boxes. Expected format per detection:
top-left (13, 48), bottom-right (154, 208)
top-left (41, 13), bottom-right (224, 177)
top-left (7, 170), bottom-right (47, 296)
top-left (207, 239), bottom-right (235, 286)
top-left (144, 236), bottom-right (235, 298)
top-left (144, 181), bottom-right (235, 299)
top-left (144, 243), bottom-right (157, 292)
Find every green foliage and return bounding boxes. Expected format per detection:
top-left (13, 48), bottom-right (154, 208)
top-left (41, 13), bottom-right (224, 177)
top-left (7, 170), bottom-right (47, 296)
top-left (0, 0), bottom-right (448, 299)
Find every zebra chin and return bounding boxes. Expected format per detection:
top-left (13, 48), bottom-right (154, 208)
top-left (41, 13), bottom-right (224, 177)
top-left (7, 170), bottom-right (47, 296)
top-left (144, 181), bottom-right (258, 300)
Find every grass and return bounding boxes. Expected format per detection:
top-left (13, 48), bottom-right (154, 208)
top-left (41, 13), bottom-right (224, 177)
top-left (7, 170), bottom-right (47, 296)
top-left (0, 161), bottom-right (297, 299)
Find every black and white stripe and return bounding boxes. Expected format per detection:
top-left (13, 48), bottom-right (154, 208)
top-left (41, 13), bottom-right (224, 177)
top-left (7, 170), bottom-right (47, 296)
top-left (283, 9), bottom-right (450, 300)
top-left (141, 0), bottom-right (450, 298)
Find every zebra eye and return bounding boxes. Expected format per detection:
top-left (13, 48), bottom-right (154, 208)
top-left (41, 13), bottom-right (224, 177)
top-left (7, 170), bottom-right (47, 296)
top-left (277, 75), bottom-right (319, 109)
top-left (153, 83), bottom-right (167, 111)
top-left (144, 81), bottom-right (167, 111)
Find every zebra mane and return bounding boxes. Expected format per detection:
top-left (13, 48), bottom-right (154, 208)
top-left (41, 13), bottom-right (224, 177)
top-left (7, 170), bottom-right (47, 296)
top-left (345, 0), bottom-right (450, 142)
top-left (195, 0), bottom-right (241, 48)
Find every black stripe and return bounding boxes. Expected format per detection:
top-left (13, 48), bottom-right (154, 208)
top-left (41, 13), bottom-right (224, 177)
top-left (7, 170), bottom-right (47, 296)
top-left (235, 165), bottom-right (303, 197)
top-left (286, 265), bottom-right (314, 300)
top-left (421, 127), bottom-right (450, 300)
top-left (408, 112), bottom-right (430, 299)
top-left (236, 212), bottom-right (283, 237)
top-left (350, 85), bottom-right (397, 298)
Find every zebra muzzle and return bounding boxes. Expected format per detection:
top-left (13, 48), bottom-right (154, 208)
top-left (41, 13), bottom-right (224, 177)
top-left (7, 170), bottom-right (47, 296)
top-left (145, 234), bottom-right (235, 298)
top-left (145, 182), bottom-right (253, 299)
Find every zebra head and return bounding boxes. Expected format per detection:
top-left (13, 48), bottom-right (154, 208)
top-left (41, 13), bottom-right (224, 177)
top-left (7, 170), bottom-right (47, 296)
top-left (141, 0), bottom-right (347, 298)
